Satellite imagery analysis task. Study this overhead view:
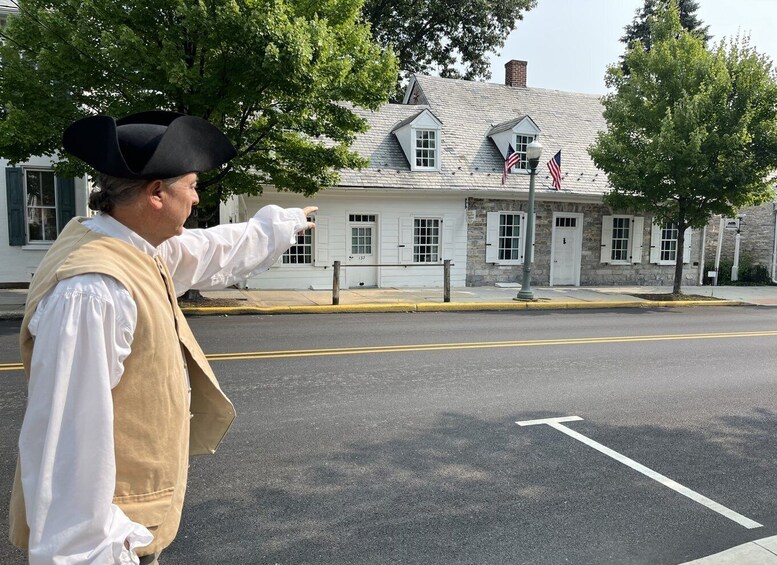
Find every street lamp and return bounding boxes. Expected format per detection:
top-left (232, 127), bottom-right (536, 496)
top-left (516, 139), bottom-right (543, 301)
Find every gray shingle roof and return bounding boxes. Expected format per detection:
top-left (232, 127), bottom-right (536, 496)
top-left (338, 74), bottom-right (610, 197)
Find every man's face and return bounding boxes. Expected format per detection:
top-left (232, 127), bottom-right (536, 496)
top-left (159, 172), bottom-right (199, 237)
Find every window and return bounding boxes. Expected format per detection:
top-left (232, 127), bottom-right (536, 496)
top-left (5, 167), bottom-right (76, 247)
top-left (282, 216), bottom-right (314, 264)
top-left (498, 213), bottom-right (522, 261)
top-left (659, 223), bottom-right (679, 262)
top-left (414, 129), bottom-right (437, 169)
top-left (413, 218), bottom-right (440, 262)
top-left (351, 226), bottom-right (372, 254)
top-left (486, 211), bottom-right (528, 265)
top-left (514, 134), bottom-right (536, 171)
top-left (25, 170), bottom-right (58, 242)
top-left (600, 215), bottom-right (643, 264)
top-left (611, 217), bottom-right (630, 262)
top-left (649, 222), bottom-right (691, 265)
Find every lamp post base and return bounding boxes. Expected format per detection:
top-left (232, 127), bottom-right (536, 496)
top-left (514, 290), bottom-right (535, 301)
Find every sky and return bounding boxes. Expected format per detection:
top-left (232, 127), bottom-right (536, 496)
top-left (489, 0), bottom-right (777, 95)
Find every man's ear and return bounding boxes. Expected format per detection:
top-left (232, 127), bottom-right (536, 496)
top-left (145, 180), bottom-right (165, 210)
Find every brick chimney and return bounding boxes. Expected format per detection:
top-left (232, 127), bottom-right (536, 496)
top-left (504, 59), bottom-right (527, 88)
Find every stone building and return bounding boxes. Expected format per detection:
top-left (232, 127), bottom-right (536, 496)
top-left (232, 60), bottom-right (773, 291)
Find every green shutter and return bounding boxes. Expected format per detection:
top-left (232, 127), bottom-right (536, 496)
top-left (56, 176), bottom-right (76, 233)
top-left (6, 167), bottom-right (25, 246)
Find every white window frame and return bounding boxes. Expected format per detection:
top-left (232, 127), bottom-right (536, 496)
top-left (282, 215), bottom-right (315, 265)
top-left (486, 211), bottom-right (526, 265)
top-left (600, 215), bottom-right (644, 264)
top-left (649, 222), bottom-right (692, 265)
top-left (413, 128), bottom-right (439, 170)
top-left (512, 133), bottom-right (537, 172)
top-left (24, 168), bottom-right (58, 244)
top-left (412, 217), bottom-right (441, 263)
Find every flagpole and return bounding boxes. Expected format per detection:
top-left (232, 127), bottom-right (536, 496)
top-left (516, 140), bottom-right (543, 301)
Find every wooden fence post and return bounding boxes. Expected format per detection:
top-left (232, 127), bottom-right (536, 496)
top-left (443, 259), bottom-right (451, 302)
top-left (332, 261), bottom-right (340, 305)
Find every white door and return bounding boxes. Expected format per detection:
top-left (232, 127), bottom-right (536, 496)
top-left (551, 214), bottom-right (582, 286)
top-left (347, 215), bottom-right (378, 288)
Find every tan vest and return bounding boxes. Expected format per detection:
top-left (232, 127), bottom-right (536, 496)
top-left (9, 218), bottom-right (236, 556)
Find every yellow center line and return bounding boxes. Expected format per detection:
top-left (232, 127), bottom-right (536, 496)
top-left (2, 330), bottom-right (776, 372)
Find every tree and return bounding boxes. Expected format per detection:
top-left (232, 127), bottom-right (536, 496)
top-left (589, 2), bottom-right (777, 294)
top-left (362, 0), bottom-right (536, 93)
top-left (620, 0), bottom-right (710, 75)
top-left (0, 0), bottom-right (398, 220)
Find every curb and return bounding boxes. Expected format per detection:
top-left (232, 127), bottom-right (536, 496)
top-left (179, 299), bottom-right (740, 316)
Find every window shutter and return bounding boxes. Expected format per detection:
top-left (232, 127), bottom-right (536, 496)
top-left (600, 215), bottom-right (613, 263)
top-left (5, 168), bottom-right (25, 246)
top-left (683, 228), bottom-right (692, 264)
top-left (630, 217), bottom-right (644, 264)
top-left (313, 216), bottom-right (329, 267)
top-left (486, 212), bottom-right (499, 263)
top-left (55, 176), bottom-right (76, 233)
top-left (398, 217), bottom-right (413, 263)
top-left (442, 214), bottom-right (454, 260)
top-left (649, 223), bottom-right (661, 264)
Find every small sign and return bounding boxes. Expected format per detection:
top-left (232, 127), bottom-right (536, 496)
top-left (707, 271), bottom-right (717, 278)
top-left (723, 218), bottom-right (740, 230)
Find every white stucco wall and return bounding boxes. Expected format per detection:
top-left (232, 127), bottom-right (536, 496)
top-left (239, 189), bottom-right (468, 290)
top-left (0, 158), bottom-right (89, 285)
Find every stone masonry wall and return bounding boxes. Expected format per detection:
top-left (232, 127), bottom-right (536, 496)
top-left (703, 203), bottom-right (776, 274)
top-left (466, 198), bottom-right (703, 287)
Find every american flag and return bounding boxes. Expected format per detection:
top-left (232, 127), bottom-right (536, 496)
top-left (547, 150), bottom-right (562, 190)
top-left (501, 145), bottom-right (521, 185)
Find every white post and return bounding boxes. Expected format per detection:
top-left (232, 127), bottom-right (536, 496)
top-left (732, 231), bottom-right (741, 282)
top-left (714, 217), bottom-right (724, 286)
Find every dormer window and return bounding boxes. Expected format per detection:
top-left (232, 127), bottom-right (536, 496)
top-left (513, 133), bottom-right (537, 171)
top-left (487, 115), bottom-right (541, 175)
top-left (392, 109), bottom-right (442, 171)
top-left (414, 129), bottom-right (437, 169)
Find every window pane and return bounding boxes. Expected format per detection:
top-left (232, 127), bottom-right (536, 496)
top-left (26, 171), bottom-right (41, 206)
top-left (41, 172), bottom-right (56, 206)
top-left (498, 213), bottom-right (521, 260)
top-left (611, 217), bottom-right (630, 261)
top-left (282, 216), bottom-right (314, 264)
top-left (27, 208), bottom-right (42, 241)
top-left (43, 208), bottom-right (57, 240)
top-left (415, 130), bottom-right (436, 168)
top-left (660, 223), bottom-right (679, 262)
top-left (413, 218), bottom-right (440, 262)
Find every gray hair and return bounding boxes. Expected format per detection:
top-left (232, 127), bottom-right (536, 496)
top-left (88, 174), bottom-right (184, 213)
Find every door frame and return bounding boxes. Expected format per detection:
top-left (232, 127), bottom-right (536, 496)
top-left (549, 212), bottom-right (583, 287)
top-left (345, 212), bottom-right (380, 288)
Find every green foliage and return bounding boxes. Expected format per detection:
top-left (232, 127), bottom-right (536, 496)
top-left (0, 0), bottom-right (398, 201)
top-left (704, 255), bottom-right (773, 285)
top-left (621, 0), bottom-right (710, 51)
top-left (590, 1), bottom-right (777, 292)
top-left (363, 0), bottom-right (536, 94)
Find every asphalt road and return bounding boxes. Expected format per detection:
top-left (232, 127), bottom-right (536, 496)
top-left (2, 306), bottom-right (777, 564)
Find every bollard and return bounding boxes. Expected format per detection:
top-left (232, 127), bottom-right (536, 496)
top-left (332, 261), bottom-right (340, 305)
top-left (443, 259), bottom-right (451, 302)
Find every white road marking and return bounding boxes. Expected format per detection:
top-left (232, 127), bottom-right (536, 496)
top-left (516, 416), bottom-right (763, 529)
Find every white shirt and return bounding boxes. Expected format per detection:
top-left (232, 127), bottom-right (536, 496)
top-left (19, 206), bottom-right (306, 565)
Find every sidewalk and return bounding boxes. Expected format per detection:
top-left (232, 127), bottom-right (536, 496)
top-left (1, 284), bottom-right (776, 319)
top-left (179, 284), bottom-right (776, 316)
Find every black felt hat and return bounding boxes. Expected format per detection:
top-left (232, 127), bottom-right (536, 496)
top-left (62, 111), bottom-right (237, 179)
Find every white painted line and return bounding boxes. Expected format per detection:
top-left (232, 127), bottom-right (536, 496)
top-left (516, 416), bottom-right (584, 427)
top-left (516, 417), bottom-right (763, 530)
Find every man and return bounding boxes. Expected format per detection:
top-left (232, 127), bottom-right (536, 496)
top-left (8, 111), bottom-right (316, 564)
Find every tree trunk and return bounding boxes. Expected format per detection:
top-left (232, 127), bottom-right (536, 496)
top-left (673, 223), bottom-right (686, 294)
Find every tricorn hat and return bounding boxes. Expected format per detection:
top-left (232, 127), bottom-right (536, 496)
top-left (62, 110), bottom-right (237, 180)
